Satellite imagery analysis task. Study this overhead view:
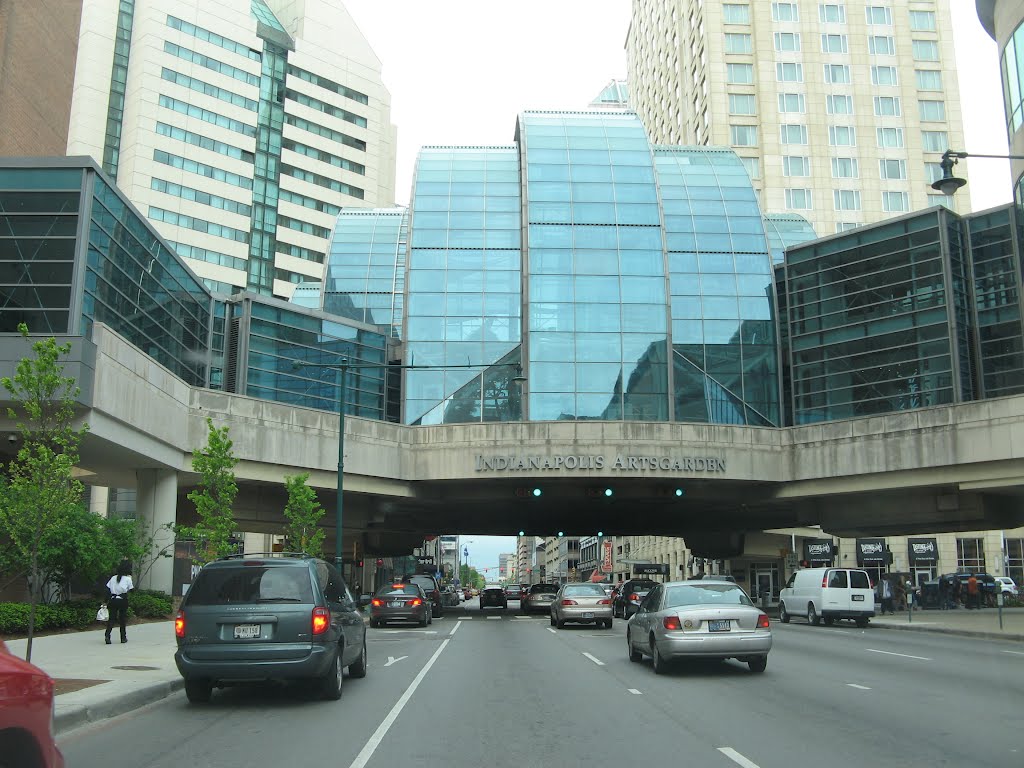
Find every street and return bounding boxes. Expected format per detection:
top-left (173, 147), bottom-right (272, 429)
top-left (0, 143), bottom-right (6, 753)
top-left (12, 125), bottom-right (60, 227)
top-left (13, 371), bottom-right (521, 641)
top-left (60, 600), bottom-right (1023, 768)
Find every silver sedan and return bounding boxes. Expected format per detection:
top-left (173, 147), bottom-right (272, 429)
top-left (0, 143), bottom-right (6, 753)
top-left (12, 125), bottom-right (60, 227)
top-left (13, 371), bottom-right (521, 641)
top-left (550, 583), bottom-right (613, 628)
top-left (626, 580), bottom-right (772, 674)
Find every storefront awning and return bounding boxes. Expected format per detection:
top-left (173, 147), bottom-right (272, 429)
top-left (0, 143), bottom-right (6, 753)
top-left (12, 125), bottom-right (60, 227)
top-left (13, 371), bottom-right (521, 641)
top-left (803, 538), bottom-right (835, 562)
top-left (908, 538), bottom-right (939, 564)
top-left (856, 538), bottom-right (887, 566)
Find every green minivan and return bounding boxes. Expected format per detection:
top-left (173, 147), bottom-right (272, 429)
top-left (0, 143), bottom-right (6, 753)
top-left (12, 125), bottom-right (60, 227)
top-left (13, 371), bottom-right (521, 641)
top-left (174, 554), bottom-right (369, 703)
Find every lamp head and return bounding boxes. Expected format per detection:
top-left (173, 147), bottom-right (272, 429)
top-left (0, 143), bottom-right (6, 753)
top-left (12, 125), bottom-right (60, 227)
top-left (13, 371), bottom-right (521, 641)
top-left (932, 150), bottom-right (968, 196)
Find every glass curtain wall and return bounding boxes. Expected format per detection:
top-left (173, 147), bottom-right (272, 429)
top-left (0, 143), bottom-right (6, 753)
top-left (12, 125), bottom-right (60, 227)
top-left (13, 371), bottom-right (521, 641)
top-left (519, 112), bottom-right (666, 421)
top-left (405, 147), bottom-right (522, 425)
top-left (656, 147), bottom-right (778, 426)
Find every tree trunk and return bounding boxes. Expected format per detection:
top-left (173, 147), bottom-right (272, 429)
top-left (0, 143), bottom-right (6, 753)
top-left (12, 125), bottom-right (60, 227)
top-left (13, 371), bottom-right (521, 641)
top-left (25, 546), bottom-right (38, 663)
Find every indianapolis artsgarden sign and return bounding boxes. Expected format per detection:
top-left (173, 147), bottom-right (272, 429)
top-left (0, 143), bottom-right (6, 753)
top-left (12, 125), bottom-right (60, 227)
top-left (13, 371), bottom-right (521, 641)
top-left (474, 454), bottom-right (726, 472)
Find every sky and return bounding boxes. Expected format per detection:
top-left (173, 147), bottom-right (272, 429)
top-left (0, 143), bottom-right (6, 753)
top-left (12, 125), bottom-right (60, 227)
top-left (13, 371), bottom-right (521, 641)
top-left (342, 2), bottom-right (1013, 573)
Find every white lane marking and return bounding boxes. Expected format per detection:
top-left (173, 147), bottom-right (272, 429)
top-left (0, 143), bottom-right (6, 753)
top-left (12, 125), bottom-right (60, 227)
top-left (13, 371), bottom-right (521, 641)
top-left (865, 648), bottom-right (931, 661)
top-left (457, 617), bottom-right (472, 621)
top-left (627, 688), bottom-right (643, 695)
top-left (448, 621), bottom-right (461, 637)
top-left (383, 656), bottom-right (408, 667)
top-left (513, 615), bottom-right (533, 619)
top-left (349, 639), bottom-right (450, 768)
top-left (546, 627), bottom-right (557, 634)
top-left (380, 630), bottom-right (438, 635)
top-left (717, 747), bottom-right (761, 768)
top-left (1002, 650), bottom-right (1024, 656)
top-left (582, 652), bottom-right (605, 666)
top-left (486, 616), bottom-right (502, 620)
top-left (846, 683), bottom-right (871, 690)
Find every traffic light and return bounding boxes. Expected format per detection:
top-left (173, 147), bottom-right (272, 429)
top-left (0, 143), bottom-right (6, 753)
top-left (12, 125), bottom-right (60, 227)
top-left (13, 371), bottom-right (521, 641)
top-left (518, 530), bottom-right (525, 536)
top-left (514, 487), bottom-right (542, 498)
top-left (356, 559), bottom-right (363, 568)
top-left (557, 531), bottom-right (564, 537)
top-left (597, 531), bottom-right (603, 537)
top-left (375, 558), bottom-right (384, 567)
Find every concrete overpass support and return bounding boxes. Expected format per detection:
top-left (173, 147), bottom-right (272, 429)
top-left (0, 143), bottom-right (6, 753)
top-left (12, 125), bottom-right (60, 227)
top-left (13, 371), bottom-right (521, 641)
top-left (136, 468), bottom-right (178, 594)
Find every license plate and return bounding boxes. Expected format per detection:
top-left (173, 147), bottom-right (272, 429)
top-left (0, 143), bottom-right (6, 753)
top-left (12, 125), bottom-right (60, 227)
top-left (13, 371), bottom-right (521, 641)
top-left (582, 612), bottom-right (594, 619)
top-left (388, 601), bottom-right (402, 607)
top-left (233, 624), bottom-right (260, 639)
top-left (852, 595), bottom-right (865, 601)
top-left (708, 620), bottom-right (730, 632)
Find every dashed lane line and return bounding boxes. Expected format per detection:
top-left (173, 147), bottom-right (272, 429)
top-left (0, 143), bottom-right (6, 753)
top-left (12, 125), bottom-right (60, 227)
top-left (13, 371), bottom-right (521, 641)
top-left (865, 648), bottom-right (931, 661)
top-left (717, 747), bottom-right (762, 768)
top-left (546, 627), bottom-right (557, 634)
top-left (582, 652), bottom-right (605, 666)
top-left (627, 688), bottom-right (642, 695)
top-left (846, 683), bottom-right (871, 690)
top-left (448, 621), bottom-right (461, 637)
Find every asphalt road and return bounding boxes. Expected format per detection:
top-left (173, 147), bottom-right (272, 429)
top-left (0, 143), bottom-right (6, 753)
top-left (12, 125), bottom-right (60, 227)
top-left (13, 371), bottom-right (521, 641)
top-left (60, 599), bottom-right (1024, 768)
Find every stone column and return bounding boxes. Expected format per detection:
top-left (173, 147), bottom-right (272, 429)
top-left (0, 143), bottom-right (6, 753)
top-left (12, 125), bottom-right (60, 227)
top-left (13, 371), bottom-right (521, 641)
top-left (135, 468), bottom-right (178, 594)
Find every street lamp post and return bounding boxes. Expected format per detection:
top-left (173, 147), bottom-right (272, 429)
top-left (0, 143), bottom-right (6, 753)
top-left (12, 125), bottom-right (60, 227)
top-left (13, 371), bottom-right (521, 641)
top-left (931, 149), bottom-right (1024, 196)
top-left (300, 359), bottom-right (524, 570)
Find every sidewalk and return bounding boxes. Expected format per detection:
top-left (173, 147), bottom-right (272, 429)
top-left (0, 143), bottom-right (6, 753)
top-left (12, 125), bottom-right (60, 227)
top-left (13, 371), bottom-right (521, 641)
top-left (868, 605), bottom-right (1024, 641)
top-left (5, 621), bottom-right (182, 735)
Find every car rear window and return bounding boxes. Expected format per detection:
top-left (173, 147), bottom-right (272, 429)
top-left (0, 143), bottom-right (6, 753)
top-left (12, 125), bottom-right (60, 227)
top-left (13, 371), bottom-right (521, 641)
top-left (629, 580), bottom-right (657, 591)
top-left (563, 585), bottom-right (606, 597)
top-left (530, 584), bottom-right (557, 593)
top-left (664, 584), bottom-right (752, 609)
top-left (406, 577), bottom-right (436, 592)
top-left (849, 571), bottom-right (870, 589)
top-left (186, 565), bottom-right (314, 605)
top-left (376, 585), bottom-right (420, 596)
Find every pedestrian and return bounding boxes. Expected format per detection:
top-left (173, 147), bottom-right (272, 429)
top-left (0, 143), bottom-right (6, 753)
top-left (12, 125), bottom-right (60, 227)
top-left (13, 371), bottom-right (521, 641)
top-left (104, 560), bottom-right (134, 644)
top-left (880, 577), bottom-right (894, 614)
top-left (893, 577), bottom-right (906, 611)
top-left (967, 574), bottom-right (979, 610)
top-left (938, 576), bottom-right (949, 610)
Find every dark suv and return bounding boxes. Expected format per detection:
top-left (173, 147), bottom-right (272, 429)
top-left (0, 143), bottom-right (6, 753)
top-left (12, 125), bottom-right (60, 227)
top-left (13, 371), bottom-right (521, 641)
top-left (402, 574), bottom-right (444, 617)
top-left (612, 578), bottom-right (658, 619)
top-left (174, 553), bottom-right (368, 703)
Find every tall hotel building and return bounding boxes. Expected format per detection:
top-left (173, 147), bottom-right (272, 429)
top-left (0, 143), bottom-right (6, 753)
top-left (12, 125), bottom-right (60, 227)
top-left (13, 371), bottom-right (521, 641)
top-left (0, 0), bottom-right (397, 297)
top-left (626, 0), bottom-right (969, 236)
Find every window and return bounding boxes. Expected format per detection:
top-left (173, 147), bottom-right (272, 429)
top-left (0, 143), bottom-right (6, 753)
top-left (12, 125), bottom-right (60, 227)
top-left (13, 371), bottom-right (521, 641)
top-left (772, 2), bottom-right (798, 22)
top-left (776, 62), bottom-right (804, 82)
top-left (836, 222), bottom-right (859, 232)
top-left (725, 33), bottom-right (752, 53)
top-left (831, 157), bottom-right (858, 178)
top-left (956, 538), bottom-right (986, 571)
top-left (828, 125), bottom-right (856, 146)
top-left (723, 4), bottom-right (750, 23)
top-left (774, 32), bottom-right (801, 52)
top-left (728, 63), bottom-right (754, 83)
top-left (778, 93), bottom-right (805, 113)
top-left (871, 65), bottom-right (898, 86)
top-left (823, 64), bottom-right (850, 84)
top-left (780, 124), bottom-right (808, 144)
top-left (915, 69), bottom-right (943, 90)
top-left (785, 188), bottom-right (812, 210)
top-left (882, 191), bottom-right (909, 212)
top-left (730, 125), bottom-right (758, 146)
top-left (826, 94), bottom-right (853, 114)
top-left (913, 40), bottom-right (940, 61)
top-left (868, 35), bottom-right (895, 55)
top-left (874, 96), bottom-right (901, 117)
top-left (865, 6), bottom-right (892, 25)
top-left (919, 100), bottom-right (947, 121)
top-left (909, 10), bottom-right (936, 31)
top-left (876, 127), bottom-right (904, 148)
top-left (739, 156), bottom-right (760, 179)
top-left (879, 159), bottom-right (907, 180)
top-left (821, 34), bottom-right (848, 53)
top-left (921, 130), bottom-right (948, 152)
top-left (729, 94), bottom-right (757, 114)
top-left (819, 4), bottom-right (846, 23)
top-left (925, 162), bottom-right (944, 183)
top-left (834, 189), bottom-right (861, 211)
top-left (783, 156), bottom-right (810, 176)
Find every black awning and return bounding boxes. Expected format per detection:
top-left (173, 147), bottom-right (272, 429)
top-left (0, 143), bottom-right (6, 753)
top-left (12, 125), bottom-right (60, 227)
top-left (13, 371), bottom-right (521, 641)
top-left (856, 538), bottom-right (887, 566)
top-left (633, 563), bottom-right (669, 576)
top-left (804, 538), bottom-right (835, 562)
top-left (908, 538), bottom-right (939, 564)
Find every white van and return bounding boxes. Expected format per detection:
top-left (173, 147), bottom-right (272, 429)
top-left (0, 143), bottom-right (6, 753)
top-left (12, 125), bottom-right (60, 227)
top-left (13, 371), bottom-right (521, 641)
top-left (779, 567), bottom-right (875, 627)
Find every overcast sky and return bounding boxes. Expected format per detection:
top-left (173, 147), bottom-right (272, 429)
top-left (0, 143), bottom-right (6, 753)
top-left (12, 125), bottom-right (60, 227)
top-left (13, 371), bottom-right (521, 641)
top-left (343, 2), bottom-right (1012, 574)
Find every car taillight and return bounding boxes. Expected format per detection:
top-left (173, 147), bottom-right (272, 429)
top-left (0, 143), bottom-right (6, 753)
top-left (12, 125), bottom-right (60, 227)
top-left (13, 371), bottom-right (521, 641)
top-left (312, 606), bottom-right (330, 635)
top-left (630, 593), bottom-right (639, 601)
top-left (663, 616), bottom-right (682, 630)
top-left (598, 599), bottom-right (611, 605)
top-left (561, 599), bottom-right (578, 606)
top-left (822, 574), bottom-right (829, 588)
top-left (757, 614), bottom-right (771, 629)
top-left (410, 598), bottom-right (422, 606)
top-left (175, 610), bottom-right (186, 638)
top-left (371, 598), bottom-right (383, 607)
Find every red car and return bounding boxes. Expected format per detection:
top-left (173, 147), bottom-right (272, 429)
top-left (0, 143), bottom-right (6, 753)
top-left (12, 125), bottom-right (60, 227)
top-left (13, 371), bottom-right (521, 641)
top-left (0, 640), bottom-right (64, 768)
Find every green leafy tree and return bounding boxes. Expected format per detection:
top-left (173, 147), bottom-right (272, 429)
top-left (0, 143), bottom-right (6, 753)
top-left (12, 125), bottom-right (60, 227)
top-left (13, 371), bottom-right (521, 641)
top-left (0, 324), bottom-right (88, 661)
top-left (179, 418), bottom-right (238, 566)
top-left (282, 472), bottom-right (325, 556)
top-left (459, 563), bottom-right (484, 590)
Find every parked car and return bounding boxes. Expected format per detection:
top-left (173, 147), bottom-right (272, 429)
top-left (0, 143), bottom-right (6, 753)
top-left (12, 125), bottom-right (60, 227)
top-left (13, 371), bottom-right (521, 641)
top-left (778, 567), bottom-right (874, 627)
top-left (402, 574), bottom-right (444, 617)
top-left (550, 582), bottom-right (613, 628)
top-left (504, 584), bottom-right (526, 602)
top-left (0, 640), bottom-right (64, 768)
top-left (522, 583), bottom-right (560, 614)
top-left (175, 553), bottom-right (368, 703)
top-left (996, 576), bottom-right (1019, 597)
top-left (370, 583), bottom-right (431, 627)
top-left (626, 579), bottom-right (771, 674)
top-left (480, 584), bottom-right (508, 610)
top-left (441, 585), bottom-right (461, 607)
top-left (613, 578), bottom-right (658, 619)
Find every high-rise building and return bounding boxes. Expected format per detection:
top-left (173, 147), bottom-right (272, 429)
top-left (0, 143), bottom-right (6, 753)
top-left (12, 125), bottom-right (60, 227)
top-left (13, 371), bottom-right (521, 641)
top-left (626, 0), bottom-right (968, 236)
top-left (5, 0), bottom-right (397, 298)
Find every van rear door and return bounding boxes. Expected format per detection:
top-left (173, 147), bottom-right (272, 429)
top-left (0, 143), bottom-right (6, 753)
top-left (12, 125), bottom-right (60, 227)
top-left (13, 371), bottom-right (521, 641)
top-left (848, 569), bottom-right (874, 611)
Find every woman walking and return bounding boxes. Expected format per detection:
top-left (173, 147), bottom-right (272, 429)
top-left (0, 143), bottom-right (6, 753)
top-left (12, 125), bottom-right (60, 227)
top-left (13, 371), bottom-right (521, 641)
top-left (105, 560), bottom-right (134, 644)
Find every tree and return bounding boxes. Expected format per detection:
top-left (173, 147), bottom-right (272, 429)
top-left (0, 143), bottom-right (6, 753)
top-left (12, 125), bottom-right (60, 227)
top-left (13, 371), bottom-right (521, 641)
top-left (0, 324), bottom-right (88, 661)
top-left (282, 473), bottom-right (325, 557)
top-left (179, 418), bottom-right (238, 566)
top-left (459, 563), bottom-right (484, 589)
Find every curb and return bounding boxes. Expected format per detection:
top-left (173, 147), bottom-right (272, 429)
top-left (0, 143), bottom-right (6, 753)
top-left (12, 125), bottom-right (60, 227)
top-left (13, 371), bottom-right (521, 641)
top-left (870, 622), bottom-right (1024, 642)
top-left (55, 678), bottom-right (184, 735)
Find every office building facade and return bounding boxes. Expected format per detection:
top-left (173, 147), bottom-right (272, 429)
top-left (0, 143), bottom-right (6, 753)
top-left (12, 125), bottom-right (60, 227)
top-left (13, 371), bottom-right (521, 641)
top-left (626, 0), bottom-right (968, 235)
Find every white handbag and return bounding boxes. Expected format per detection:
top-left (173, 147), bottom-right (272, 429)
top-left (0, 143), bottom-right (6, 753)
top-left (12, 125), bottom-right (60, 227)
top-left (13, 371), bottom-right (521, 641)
top-left (96, 604), bottom-right (109, 622)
